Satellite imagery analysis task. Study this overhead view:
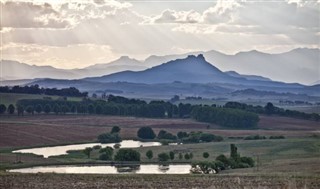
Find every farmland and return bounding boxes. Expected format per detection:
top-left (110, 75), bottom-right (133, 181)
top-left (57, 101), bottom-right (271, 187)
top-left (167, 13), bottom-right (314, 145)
top-left (0, 112), bottom-right (319, 188)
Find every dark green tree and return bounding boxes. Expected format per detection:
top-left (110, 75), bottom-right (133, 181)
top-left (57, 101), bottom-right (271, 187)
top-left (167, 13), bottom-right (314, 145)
top-left (158, 152), bottom-right (170, 162)
top-left (203, 152), bottom-right (209, 159)
top-left (114, 149), bottom-right (140, 161)
top-left (44, 104), bottom-right (51, 114)
top-left (26, 106), bottom-right (34, 114)
top-left (146, 150), bottom-right (153, 160)
top-left (53, 104), bottom-right (60, 114)
top-left (35, 104), bottom-right (42, 114)
top-left (137, 127), bottom-right (156, 139)
top-left (7, 104), bottom-right (15, 114)
top-left (83, 147), bottom-right (93, 158)
top-left (265, 102), bottom-right (275, 115)
top-left (0, 104), bottom-right (6, 114)
top-left (17, 105), bottom-right (24, 116)
top-left (169, 151), bottom-right (175, 160)
top-left (88, 104), bottom-right (95, 114)
top-left (111, 126), bottom-right (121, 134)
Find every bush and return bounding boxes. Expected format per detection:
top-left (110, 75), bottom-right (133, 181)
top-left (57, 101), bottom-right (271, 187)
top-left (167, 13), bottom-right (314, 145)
top-left (93, 145), bottom-right (102, 149)
top-left (158, 152), bottom-right (170, 162)
top-left (240, 157), bottom-right (255, 167)
top-left (114, 149), bottom-right (140, 161)
top-left (203, 152), bottom-right (209, 158)
top-left (98, 133), bottom-right (122, 143)
top-left (137, 127), bottom-right (156, 139)
top-left (269, 135), bottom-right (285, 139)
top-left (244, 135), bottom-right (266, 140)
top-left (157, 130), bottom-right (177, 140)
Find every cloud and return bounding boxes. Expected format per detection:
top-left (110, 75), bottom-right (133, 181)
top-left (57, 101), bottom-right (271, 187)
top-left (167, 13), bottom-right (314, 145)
top-left (1, 1), bottom-right (72, 29)
top-left (146, 9), bottom-right (201, 24)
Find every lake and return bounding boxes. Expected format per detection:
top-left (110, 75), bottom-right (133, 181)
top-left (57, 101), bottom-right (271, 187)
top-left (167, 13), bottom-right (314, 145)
top-left (13, 140), bottom-right (162, 158)
top-left (9, 164), bottom-right (192, 174)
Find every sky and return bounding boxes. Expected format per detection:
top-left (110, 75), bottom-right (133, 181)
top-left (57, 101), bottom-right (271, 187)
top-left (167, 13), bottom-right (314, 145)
top-left (0, 0), bottom-right (319, 69)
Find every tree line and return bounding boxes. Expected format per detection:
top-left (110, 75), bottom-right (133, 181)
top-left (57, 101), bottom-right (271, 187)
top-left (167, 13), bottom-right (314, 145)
top-left (224, 101), bottom-right (320, 121)
top-left (191, 105), bottom-right (260, 128)
top-left (0, 85), bottom-right (88, 97)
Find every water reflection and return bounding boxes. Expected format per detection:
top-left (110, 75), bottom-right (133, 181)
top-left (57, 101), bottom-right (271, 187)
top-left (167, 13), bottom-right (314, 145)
top-left (13, 140), bottom-right (162, 158)
top-left (9, 164), bottom-right (192, 174)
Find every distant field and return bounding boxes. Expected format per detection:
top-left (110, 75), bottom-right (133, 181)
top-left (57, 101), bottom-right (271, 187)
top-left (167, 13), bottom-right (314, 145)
top-left (0, 93), bottom-right (82, 106)
top-left (0, 115), bottom-right (318, 149)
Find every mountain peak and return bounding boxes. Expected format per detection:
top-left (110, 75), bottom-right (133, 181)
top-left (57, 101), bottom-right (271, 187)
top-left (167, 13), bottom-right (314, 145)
top-left (186, 54), bottom-right (205, 61)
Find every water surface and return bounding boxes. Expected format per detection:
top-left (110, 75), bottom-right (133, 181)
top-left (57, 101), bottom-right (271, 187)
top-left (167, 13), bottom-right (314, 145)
top-left (9, 164), bottom-right (191, 174)
top-left (13, 140), bottom-right (161, 158)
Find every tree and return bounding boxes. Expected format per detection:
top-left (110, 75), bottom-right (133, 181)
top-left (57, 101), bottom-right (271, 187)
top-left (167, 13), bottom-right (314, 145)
top-left (177, 131), bottom-right (189, 139)
top-left (184, 153), bottom-right (190, 160)
top-left (53, 104), bottom-right (60, 114)
top-left (98, 133), bottom-right (122, 143)
top-left (111, 126), bottom-right (121, 134)
top-left (99, 146), bottom-right (114, 160)
top-left (146, 150), bottom-right (153, 160)
top-left (265, 102), bottom-right (275, 115)
top-left (95, 105), bottom-right (103, 114)
top-left (83, 147), bottom-right (93, 158)
top-left (114, 149), bottom-right (140, 161)
top-left (35, 104), bottom-right (42, 114)
top-left (137, 127), bottom-right (156, 139)
top-left (61, 105), bottom-right (69, 114)
top-left (88, 104), bottom-right (95, 114)
top-left (44, 104), bottom-right (51, 114)
top-left (179, 153), bottom-right (183, 160)
top-left (7, 104), bottom-right (15, 114)
top-left (17, 105), bottom-right (24, 116)
top-left (0, 104), bottom-right (6, 114)
top-left (158, 152), bottom-right (170, 162)
top-left (169, 151), bottom-right (175, 160)
top-left (230, 144), bottom-right (239, 161)
top-left (203, 152), bottom-right (209, 159)
top-left (26, 106), bottom-right (34, 115)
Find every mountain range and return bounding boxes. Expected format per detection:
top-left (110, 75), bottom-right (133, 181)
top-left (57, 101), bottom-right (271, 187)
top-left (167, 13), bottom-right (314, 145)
top-left (26, 54), bottom-right (320, 99)
top-left (1, 48), bottom-right (319, 85)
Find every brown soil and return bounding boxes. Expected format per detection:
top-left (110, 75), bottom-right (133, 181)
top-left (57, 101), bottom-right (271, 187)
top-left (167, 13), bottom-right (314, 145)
top-left (0, 115), bottom-right (318, 148)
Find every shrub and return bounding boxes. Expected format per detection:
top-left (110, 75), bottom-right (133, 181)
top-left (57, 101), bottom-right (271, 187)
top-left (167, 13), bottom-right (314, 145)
top-left (244, 135), bottom-right (266, 140)
top-left (184, 153), bottom-right (191, 160)
top-left (157, 130), bottom-right (177, 140)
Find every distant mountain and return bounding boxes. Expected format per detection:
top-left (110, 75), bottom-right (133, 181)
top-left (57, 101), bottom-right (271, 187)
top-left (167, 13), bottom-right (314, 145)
top-left (85, 55), bottom-right (240, 84)
top-left (0, 56), bottom-right (147, 81)
top-left (0, 60), bottom-right (80, 80)
top-left (1, 48), bottom-right (319, 85)
top-left (202, 48), bottom-right (320, 85)
top-left (224, 71), bottom-right (272, 81)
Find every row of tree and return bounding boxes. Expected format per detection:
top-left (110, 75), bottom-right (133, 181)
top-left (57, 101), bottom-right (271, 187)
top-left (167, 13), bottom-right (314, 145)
top-left (0, 85), bottom-right (88, 97)
top-left (225, 101), bottom-right (320, 121)
top-left (191, 105), bottom-right (260, 128)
